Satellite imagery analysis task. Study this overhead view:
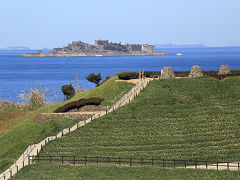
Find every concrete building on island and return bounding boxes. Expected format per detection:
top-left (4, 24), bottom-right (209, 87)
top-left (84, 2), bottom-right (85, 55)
top-left (22, 39), bottom-right (169, 57)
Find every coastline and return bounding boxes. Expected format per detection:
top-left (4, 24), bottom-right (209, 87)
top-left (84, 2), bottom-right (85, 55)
top-left (21, 52), bottom-right (169, 57)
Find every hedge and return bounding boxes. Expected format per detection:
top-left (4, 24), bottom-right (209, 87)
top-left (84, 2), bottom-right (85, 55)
top-left (117, 70), bottom-right (240, 80)
top-left (54, 98), bottom-right (104, 113)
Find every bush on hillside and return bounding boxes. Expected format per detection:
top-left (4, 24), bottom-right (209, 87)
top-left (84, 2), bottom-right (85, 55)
top-left (117, 71), bottom-right (138, 80)
top-left (19, 83), bottom-right (58, 110)
top-left (208, 73), bottom-right (240, 80)
top-left (86, 73), bottom-right (102, 86)
top-left (54, 97), bottom-right (104, 113)
top-left (117, 71), bottom-right (162, 80)
top-left (61, 84), bottom-right (75, 100)
top-left (144, 71), bottom-right (161, 77)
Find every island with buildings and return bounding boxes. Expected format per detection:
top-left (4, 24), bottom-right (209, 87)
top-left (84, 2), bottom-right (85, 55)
top-left (21, 40), bottom-right (169, 57)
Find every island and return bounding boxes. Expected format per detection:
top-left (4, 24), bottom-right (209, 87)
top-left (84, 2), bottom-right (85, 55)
top-left (21, 40), bottom-right (169, 57)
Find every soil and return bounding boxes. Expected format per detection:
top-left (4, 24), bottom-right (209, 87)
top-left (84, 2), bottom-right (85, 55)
top-left (68, 105), bottom-right (111, 113)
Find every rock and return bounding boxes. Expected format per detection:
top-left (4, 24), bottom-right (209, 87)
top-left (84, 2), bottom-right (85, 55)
top-left (218, 65), bottom-right (231, 75)
top-left (189, 65), bottom-right (203, 78)
top-left (161, 67), bottom-right (175, 79)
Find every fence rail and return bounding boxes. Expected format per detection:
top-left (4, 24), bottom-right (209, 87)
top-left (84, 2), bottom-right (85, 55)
top-left (30, 155), bottom-right (240, 170)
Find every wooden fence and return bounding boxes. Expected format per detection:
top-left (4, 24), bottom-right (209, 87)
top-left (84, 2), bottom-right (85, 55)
top-left (30, 155), bottom-right (240, 171)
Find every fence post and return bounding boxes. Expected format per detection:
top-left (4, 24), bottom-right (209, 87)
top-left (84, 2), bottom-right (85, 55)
top-left (152, 158), bottom-right (154, 166)
top-left (38, 154), bottom-right (40, 163)
top-left (97, 156), bottom-right (99, 164)
top-left (141, 158), bottom-right (143, 166)
top-left (50, 155), bottom-right (52, 163)
top-left (184, 160), bottom-right (186, 169)
top-left (130, 157), bottom-right (132, 166)
top-left (62, 155), bottom-right (64, 164)
top-left (28, 155), bottom-right (30, 165)
top-left (74, 156), bottom-right (76, 165)
top-left (62, 130), bottom-right (63, 136)
top-left (17, 165), bottom-right (18, 173)
top-left (119, 157), bottom-right (121, 166)
top-left (195, 159), bottom-right (197, 169)
top-left (91, 116), bottom-right (93, 121)
top-left (10, 170), bottom-right (12, 178)
top-left (23, 160), bottom-right (24, 168)
top-left (163, 159), bottom-right (165, 168)
top-left (227, 162), bottom-right (229, 170)
top-left (238, 162), bottom-right (239, 170)
top-left (85, 156), bottom-right (87, 165)
top-left (217, 161), bottom-right (219, 171)
top-left (206, 160), bottom-right (208, 169)
top-left (77, 123), bottom-right (79, 129)
top-left (108, 157), bottom-right (110, 165)
top-left (173, 160), bottom-right (176, 168)
top-left (69, 128), bottom-right (70, 133)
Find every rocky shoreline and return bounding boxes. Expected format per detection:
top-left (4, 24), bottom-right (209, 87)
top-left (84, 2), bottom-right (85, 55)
top-left (21, 51), bottom-right (169, 57)
top-left (21, 40), bottom-right (169, 57)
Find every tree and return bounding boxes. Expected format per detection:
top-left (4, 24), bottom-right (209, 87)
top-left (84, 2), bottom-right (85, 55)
top-left (61, 84), bottom-right (75, 100)
top-left (86, 73), bottom-right (102, 86)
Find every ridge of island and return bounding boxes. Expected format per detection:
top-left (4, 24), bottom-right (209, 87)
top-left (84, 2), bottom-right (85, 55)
top-left (22, 40), bottom-right (169, 57)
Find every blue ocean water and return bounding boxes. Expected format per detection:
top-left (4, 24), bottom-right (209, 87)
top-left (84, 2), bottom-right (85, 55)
top-left (0, 47), bottom-right (240, 102)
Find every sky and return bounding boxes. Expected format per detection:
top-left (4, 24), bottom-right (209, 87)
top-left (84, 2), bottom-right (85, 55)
top-left (0, 0), bottom-right (239, 49)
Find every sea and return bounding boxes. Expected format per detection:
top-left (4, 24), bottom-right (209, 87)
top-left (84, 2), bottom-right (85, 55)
top-left (0, 47), bottom-right (240, 103)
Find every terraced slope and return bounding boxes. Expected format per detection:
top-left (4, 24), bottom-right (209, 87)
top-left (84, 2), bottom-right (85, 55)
top-left (39, 77), bottom-right (240, 161)
top-left (0, 77), bottom-right (134, 172)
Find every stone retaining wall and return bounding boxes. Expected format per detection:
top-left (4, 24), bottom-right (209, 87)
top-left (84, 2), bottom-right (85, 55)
top-left (35, 113), bottom-right (92, 123)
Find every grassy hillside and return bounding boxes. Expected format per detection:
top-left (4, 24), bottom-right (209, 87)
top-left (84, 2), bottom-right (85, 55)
top-left (12, 164), bottom-right (240, 180)
top-left (40, 77), bottom-right (240, 162)
top-left (0, 77), bottom-right (134, 172)
top-left (39, 76), bottom-right (133, 113)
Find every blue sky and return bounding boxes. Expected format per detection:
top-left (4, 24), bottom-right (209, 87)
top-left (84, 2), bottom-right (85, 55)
top-left (0, 0), bottom-right (239, 48)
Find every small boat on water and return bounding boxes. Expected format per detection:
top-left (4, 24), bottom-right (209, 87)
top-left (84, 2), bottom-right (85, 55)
top-left (176, 53), bottom-right (183, 56)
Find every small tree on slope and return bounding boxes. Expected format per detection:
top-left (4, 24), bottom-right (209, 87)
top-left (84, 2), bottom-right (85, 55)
top-left (86, 73), bottom-right (102, 87)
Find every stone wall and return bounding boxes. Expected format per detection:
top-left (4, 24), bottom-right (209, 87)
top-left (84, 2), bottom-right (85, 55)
top-left (161, 66), bottom-right (175, 78)
top-left (189, 65), bottom-right (203, 78)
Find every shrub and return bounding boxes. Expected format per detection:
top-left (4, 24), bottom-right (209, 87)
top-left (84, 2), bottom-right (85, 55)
top-left (61, 84), bottom-right (75, 100)
top-left (144, 71), bottom-right (161, 77)
top-left (54, 97), bottom-right (104, 113)
top-left (117, 70), bottom-right (240, 80)
top-left (117, 71), bottom-right (138, 80)
top-left (19, 83), bottom-right (57, 110)
top-left (86, 73), bottom-right (102, 86)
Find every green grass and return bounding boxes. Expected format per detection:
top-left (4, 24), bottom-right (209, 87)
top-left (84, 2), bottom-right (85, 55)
top-left (40, 77), bottom-right (240, 162)
top-left (12, 164), bottom-right (240, 180)
top-left (0, 77), bottom-right (134, 173)
top-left (39, 76), bottom-right (134, 113)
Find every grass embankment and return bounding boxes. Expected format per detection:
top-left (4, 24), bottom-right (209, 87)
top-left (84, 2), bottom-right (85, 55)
top-left (12, 164), bottom-right (240, 180)
top-left (40, 77), bottom-right (240, 161)
top-left (0, 77), bottom-right (134, 173)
